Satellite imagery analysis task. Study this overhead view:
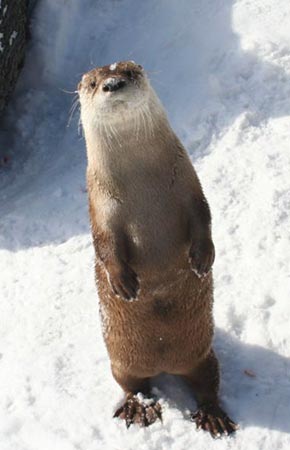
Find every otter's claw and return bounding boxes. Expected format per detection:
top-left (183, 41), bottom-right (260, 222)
top-left (109, 264), bottom-right (140, 301)
top-left (191, 404), bottom-right (238, 439)
top-left (189, 239), bottom-right (215, 277)
top-left (114, 394), bottom-right (162, 428)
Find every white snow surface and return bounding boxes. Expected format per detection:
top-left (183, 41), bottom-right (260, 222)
top-left (1, 0), bottom-right (290, 449)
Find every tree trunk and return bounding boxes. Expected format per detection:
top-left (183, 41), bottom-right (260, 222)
top-left (0, 0), bottom-right (28, 115)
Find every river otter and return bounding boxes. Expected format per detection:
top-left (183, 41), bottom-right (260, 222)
top-left (78, 61), bottom-right (238, 438)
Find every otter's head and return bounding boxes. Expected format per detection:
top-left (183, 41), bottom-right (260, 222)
top-left (78, 61), bottom-right (155, 127)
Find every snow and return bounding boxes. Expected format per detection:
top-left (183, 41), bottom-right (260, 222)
top-left (0, 32), bottom-right (3, 52)
top-left (9, 31), bottom-right (18, 47)
top-left (0, 0), bottom-right (290, 449)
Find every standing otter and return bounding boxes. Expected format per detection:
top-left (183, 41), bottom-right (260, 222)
top-left (78, 61), bottom-right (238, 438)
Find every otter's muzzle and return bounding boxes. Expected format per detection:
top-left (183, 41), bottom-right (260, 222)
top-left (103, 78), bottom-right (127, 92)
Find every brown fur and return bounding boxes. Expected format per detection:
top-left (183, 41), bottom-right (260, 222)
top-left (79, 61), bottom-right (237, 437)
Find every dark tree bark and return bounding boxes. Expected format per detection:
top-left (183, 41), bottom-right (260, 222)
top-left (0, 0), bottom-right (28, 115)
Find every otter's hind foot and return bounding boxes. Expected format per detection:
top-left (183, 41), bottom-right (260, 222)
top-left (113, 393), bottom-right (162, 428)
top-left (191, 403), bottom-right (238, 439)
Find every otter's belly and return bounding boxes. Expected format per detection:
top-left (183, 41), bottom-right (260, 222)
top-left (98, 266), bottom-right (214, 377)
top-left (122, 186), bottom-right (189, 270)
top-left (128, 216), bottom-right (188, 271)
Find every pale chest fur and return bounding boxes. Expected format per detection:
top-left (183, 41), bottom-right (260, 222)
top-left (88, 164), bottom-right (190, 272)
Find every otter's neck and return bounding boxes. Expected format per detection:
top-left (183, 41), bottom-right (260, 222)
top-left (84, 98), bottom-right (177, 190)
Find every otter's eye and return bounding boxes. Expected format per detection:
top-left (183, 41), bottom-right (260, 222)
top-left (90, 80), bottom-right (96, 89)
top-left (125, 70), bottom-right (133, 78)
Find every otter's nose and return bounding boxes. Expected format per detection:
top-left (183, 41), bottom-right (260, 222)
top-left (103, 78), bottom-right (127, 92)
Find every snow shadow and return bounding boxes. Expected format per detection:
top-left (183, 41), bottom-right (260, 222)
top-left (0, 93), bottom-right (88, 251)
top-left (1, 0), bottom-right (290, 250)
top-left (154, 328), bottom-right (290, 434)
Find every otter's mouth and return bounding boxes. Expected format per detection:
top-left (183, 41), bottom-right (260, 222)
top-left (100, 76), bottom-right (141, 109)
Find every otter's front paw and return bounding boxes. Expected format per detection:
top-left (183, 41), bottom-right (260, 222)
top-left (109, 263), bottom-right (140, 301)
top-left (189, 239), bottom-right (215, 277)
